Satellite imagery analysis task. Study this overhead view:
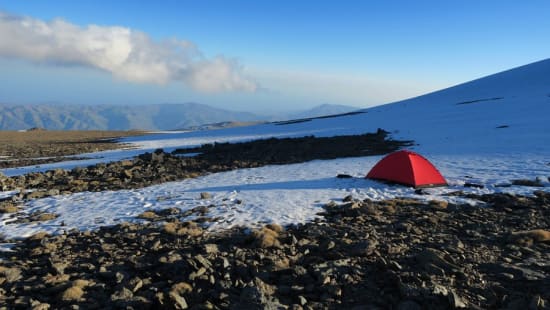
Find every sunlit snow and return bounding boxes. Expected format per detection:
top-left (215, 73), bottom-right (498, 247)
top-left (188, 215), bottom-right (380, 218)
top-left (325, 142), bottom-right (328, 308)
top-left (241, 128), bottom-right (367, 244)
top-left (1, 59), bottom-right (550, 241)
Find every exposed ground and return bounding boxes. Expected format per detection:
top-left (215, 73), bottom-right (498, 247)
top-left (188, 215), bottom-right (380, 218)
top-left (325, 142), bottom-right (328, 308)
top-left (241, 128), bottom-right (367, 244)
top-left (0, 130), bottom-right (549, 309)
top-left (0, 192), bottom-right (548, 309)
top-left (0, 130), bottom-right (144, 169)
top-left (0, 131), bottom-right (410, 198)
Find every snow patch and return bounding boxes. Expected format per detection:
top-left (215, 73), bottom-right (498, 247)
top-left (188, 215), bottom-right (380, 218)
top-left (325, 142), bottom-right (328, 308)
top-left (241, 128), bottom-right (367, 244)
top-left (1, 154), bottom-right (548, 240)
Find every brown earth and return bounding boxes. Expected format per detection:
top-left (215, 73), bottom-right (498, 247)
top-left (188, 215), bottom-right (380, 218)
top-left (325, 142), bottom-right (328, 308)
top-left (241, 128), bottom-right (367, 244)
top-left (0, 192), bottom-right (548, 309)
top-left (0, 130), bottom-right (144, 168)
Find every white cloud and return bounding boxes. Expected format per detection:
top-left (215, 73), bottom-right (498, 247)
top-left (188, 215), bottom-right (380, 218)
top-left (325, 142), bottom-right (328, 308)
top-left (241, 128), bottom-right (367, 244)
top-left (0, 11), bottom-right (257, 92)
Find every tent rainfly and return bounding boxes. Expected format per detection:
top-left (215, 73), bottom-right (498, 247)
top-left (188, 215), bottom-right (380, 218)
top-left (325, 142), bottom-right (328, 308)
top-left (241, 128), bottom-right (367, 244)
top-left (366, 150), bottom-right (447, 188)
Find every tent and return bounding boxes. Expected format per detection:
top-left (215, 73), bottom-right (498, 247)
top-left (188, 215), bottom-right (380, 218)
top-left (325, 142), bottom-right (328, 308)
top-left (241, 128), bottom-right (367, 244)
top-left (366, 150), bottom-right (447, 187)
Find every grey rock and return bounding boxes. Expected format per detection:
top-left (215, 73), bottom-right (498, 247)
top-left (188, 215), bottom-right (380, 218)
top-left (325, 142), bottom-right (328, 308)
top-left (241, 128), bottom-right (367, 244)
top-left (529, 295), bottom-right (545, 310)
top-left (0, 267), bottom-right (22, 282)
top-left (448, 290), bottom-right (467, 309)
top-left (348, 240), bottom-right (378, 256)
top-left (110, 287), bottom-right (134, 301)
top-left (49, 260), bottom-right (68, 275)
top-left (415, 248), bottom-right (461, 272)
top-left (204, 243), bottom-right (219, 254)
top-left (168, 290), bottom-right (188, 309)
top-left (129, 277), bottom-right (143, 293)
top-left (398, 300), bottom-right (422, 310)
top-left (194, 254), bottom-right (212, 269)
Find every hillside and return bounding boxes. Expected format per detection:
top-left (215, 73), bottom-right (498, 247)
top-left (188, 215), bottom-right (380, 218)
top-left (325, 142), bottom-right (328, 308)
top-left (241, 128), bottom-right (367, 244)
top-left (96, 59), bottom-right (550, 156)
top-left (273, 103), bottom-right (359, 121)
top-left (359, 58), bottom-right (550, 153)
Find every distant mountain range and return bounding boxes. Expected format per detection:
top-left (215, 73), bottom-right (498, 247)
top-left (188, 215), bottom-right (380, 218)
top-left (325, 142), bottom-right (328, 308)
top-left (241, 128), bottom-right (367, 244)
top-left (0, 103), bottom-right (359, 131)
top-left (279, 104), bottom-right (361, 120)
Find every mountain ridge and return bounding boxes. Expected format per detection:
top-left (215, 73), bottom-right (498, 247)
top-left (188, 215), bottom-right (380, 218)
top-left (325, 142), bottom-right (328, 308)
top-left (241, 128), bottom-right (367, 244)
top-left (0, 102), bottom-right (260, 131)
top-left (0, 102), bottom-right (359, 131)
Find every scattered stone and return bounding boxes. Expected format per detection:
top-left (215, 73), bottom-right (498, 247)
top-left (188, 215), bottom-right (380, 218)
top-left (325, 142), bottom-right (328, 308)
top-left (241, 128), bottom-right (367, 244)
top-left (31, 302), bottom-right (51, 310)
top-left (414, 188), bottom-right (428, 195)
top-left (464, 182), bottom-right (484, 189)
top-left (415, 248), bottom-right (461, 272)
top-left (511, 179), bottom-right (544, 187)
top-left (128, 277), bottom-right (143, 293)
top-left (448, 290), bottom-right (467, 308)
top-left (169, 283), bottom-right (189, 309)
top-left (336, 174), bottom-right (353, 179)
top-left (110, 287), bottom-right (133, 301)
top-left (265, 223), bottom-right (284, 233)
top-left (429, 200), bottom-right (448, 210)
top-left (342, 194), bottom-right (354, 202)
top-left (200, 192), bottom-right (212, 199)
top-left (72, 279), bottom-right (92, 288)
top-left (0, 266), bottom-right (22, 282)
top-left (32, 212), bottom-right (59, 222)
top-left (61, 286), bottom-right (84, 301)
top-left (0, 192), bottom-right (549, 309)
top-left (163, 221), bottom-right (203, 237)
top-left (529, 295), bottom-right (545, 309)
top-left (348, 240), bottom-right (377, 256)
top-left (137, 211), bottom-right (157, 220)
top-left (171, 282), bottom-right (193, 295)
top-left (204, 244), bottom-right (219, 254)
top-left (0, 203), bottom-right (19, 213)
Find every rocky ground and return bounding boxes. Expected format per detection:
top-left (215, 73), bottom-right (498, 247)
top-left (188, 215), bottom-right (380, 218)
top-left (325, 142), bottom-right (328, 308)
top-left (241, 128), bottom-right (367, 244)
top-left (0, 130), bottom-right (549, 309)
top-left (0, 130), bottom-right (143, 169)
top-left (0, 192), bottom-right (548, 309)
top-left (0, 131), bottom-right (409, 208)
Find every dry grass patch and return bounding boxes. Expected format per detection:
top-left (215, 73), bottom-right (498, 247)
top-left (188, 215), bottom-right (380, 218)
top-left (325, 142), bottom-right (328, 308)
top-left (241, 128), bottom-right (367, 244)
top-left (163, 221), bottom-right (203, 237)
top-left (31, 212), bottom-right (59, 222)
top-left (510, 229), bottom-right (550, 246)
top-left (137, 211), bottom-right (158, 220)
top-left (429, 200), bottom-right (449, 210)
top-left (252, 225), bottom-right (282, 248)
top-left (265, 223), bottom-right (284, 233)
top-left (28, 231), bottom-right (50, 241)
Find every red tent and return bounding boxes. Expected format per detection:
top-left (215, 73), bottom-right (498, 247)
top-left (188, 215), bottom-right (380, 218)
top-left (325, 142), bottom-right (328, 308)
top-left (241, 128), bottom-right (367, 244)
top-left (366, 150), bottom-right (447, 187)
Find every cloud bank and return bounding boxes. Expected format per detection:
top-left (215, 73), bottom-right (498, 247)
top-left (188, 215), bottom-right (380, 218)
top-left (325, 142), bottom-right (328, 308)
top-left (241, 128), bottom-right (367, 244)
top-left (0, 11), bottom-right (257, 92)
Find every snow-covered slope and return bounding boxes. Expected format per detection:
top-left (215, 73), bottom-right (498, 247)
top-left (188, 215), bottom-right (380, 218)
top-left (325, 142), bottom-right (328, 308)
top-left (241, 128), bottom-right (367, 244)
top-left (119, 58), bottom-right (550, 155)
top-left (361, 58), bottom-right (550, 153)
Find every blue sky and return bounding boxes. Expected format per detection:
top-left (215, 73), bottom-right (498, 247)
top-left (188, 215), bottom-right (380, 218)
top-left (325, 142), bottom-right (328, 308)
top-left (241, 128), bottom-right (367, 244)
top-left (0, 1), bottom-right (549, 113)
